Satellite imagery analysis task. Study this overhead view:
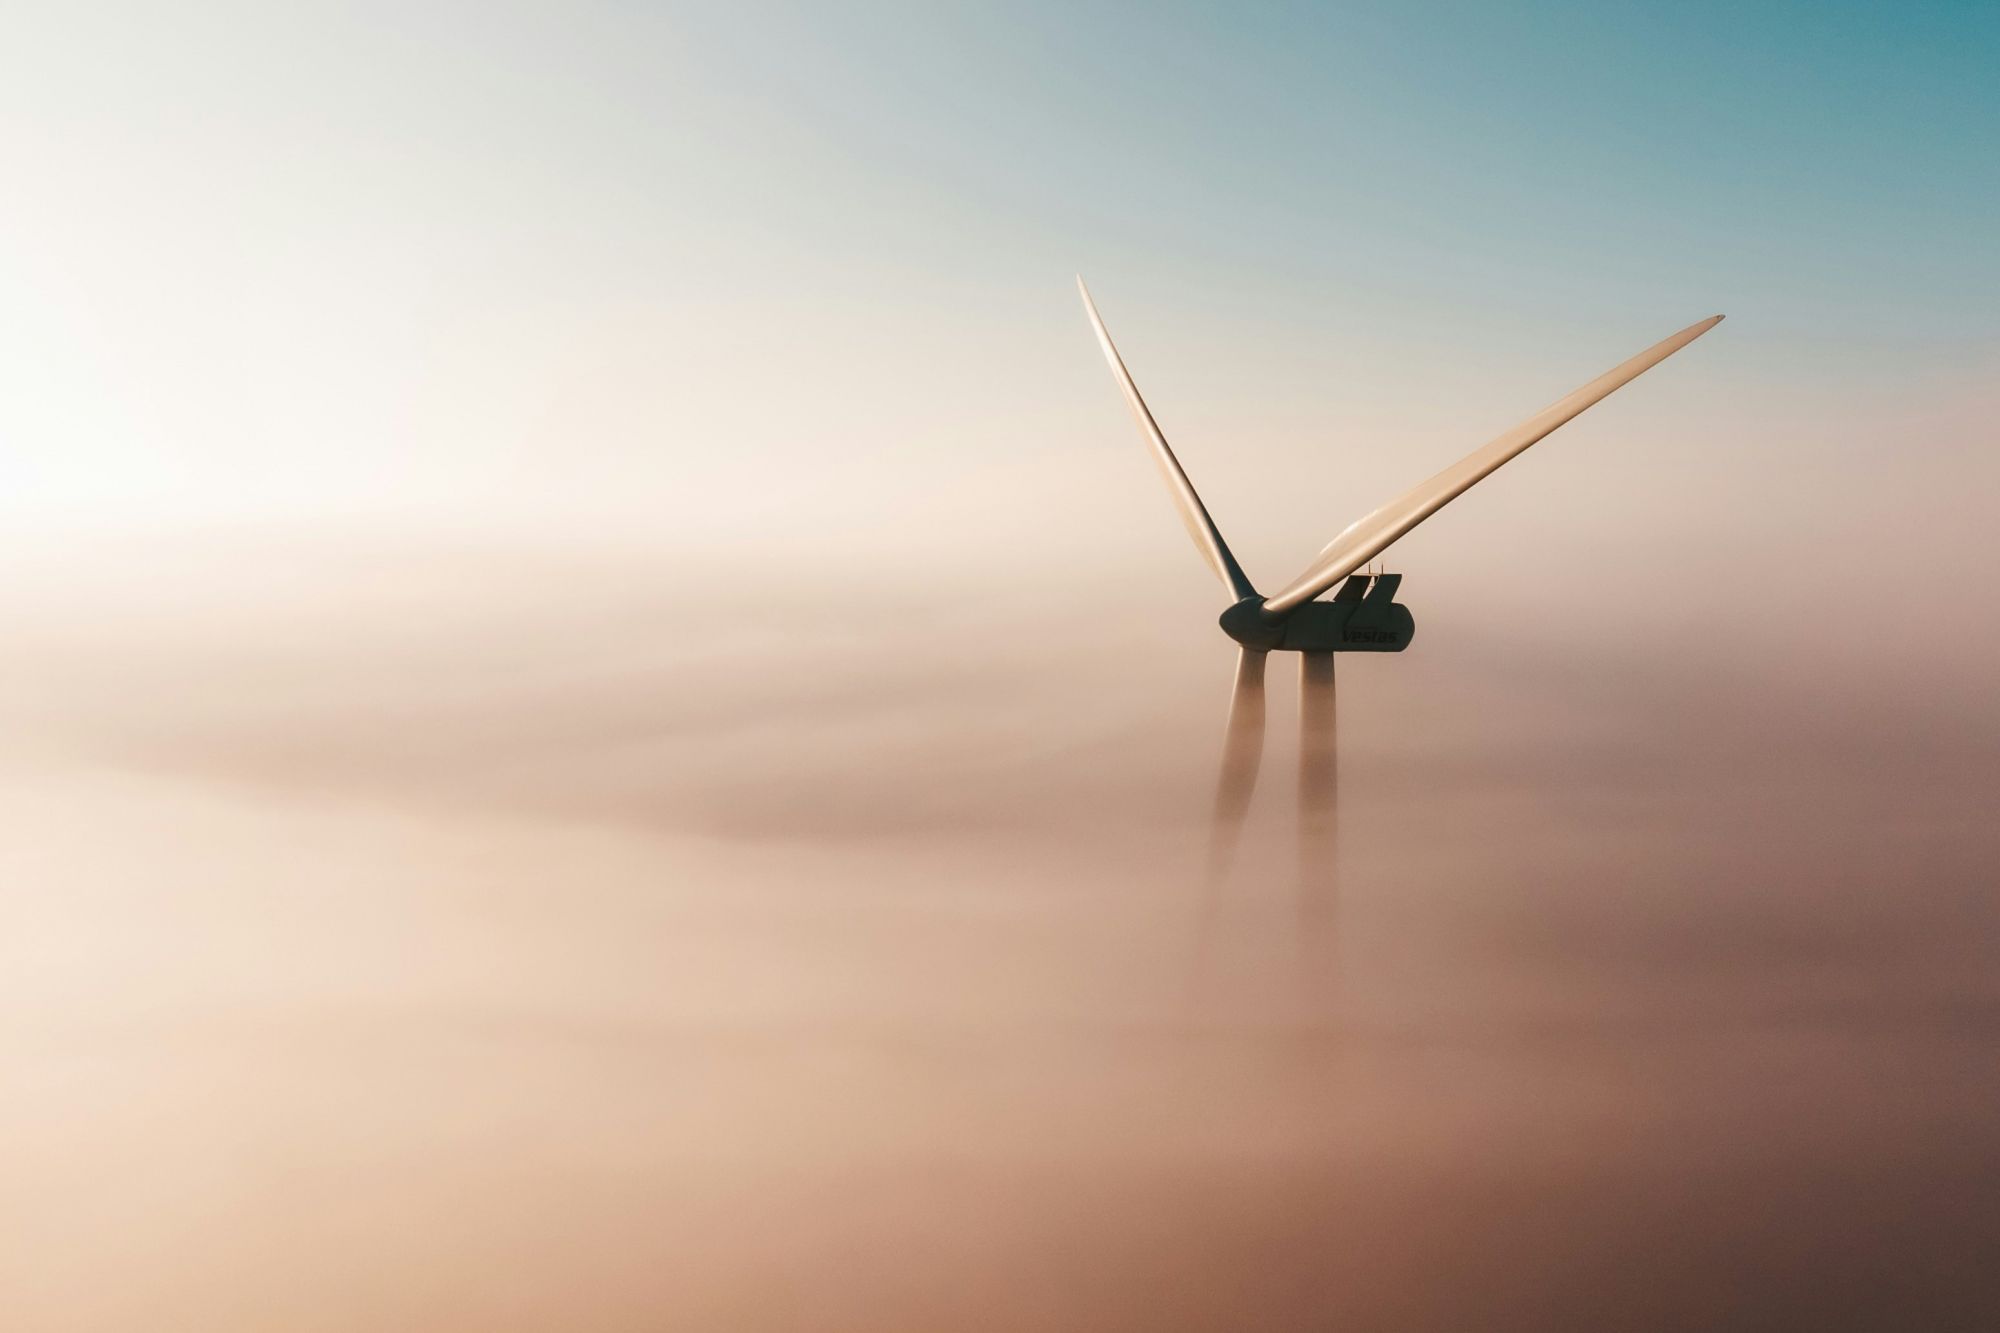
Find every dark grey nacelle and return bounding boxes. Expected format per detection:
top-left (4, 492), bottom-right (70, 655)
top-left (1218, 572), bottom-right (1415, 653)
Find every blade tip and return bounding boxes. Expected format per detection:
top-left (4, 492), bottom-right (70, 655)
top-left (1076, 277), bottom-right (1107, 332)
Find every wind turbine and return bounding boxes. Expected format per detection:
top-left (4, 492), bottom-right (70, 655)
top-left (1077, 278), bottom-right (1722, 859)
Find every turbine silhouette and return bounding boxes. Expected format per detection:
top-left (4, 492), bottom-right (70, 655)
top-left (1078, 278), bottom-right (1721, 867)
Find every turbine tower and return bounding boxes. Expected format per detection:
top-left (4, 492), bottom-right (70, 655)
top-left (1077, 278), bottom-right (1721, 860)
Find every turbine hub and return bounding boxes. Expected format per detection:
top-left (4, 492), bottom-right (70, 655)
top-left (1218, 597), bottom-right (1286, 650)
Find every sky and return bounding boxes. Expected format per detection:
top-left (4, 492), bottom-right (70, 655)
top-left (2, 3), bottom-right (1998, 1330)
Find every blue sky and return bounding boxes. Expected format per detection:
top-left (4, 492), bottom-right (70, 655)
top-left (652, 1), bottom-right (1998, 334)
top-left (0, 0), bottom-right (1992, 567)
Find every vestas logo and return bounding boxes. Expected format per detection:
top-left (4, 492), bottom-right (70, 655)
top-left (1341, 628), bottom-right (1399, 644)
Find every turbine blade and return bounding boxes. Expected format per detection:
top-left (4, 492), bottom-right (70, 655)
top-left (1263, 315), bottom-right (1724, 614)
top-left (1187, 647), bottom-right (1267, 1014)
top-left (1210, 647), bottom-right (1267, 869)
top-left (1078, 277), bottom-right (1258, 603)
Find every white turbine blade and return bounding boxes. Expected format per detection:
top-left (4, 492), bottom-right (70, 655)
top-left (1079, 277), bottom-right (1257, 603)
top-left (1215, 648), bottom-right (1268, 827)
top-left (1210, 647), bottom-right (1268, 873)
top-left (1263, 315), bottom-right (1724, 614)
top-left (1190, 647), bottom-right (1268, 1001)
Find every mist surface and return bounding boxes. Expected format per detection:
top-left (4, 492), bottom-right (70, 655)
top-left (3, 509), bottom-right (1997, 1332)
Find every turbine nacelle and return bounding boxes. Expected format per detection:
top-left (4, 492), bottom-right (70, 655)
top-left (1219, 574), bottom-right (1415, 653)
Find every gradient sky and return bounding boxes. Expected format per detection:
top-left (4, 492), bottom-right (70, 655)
top-left (3, 4), bottom-right (1998, 1330)
top-left (2, 1), bottom-right (1994, 530)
